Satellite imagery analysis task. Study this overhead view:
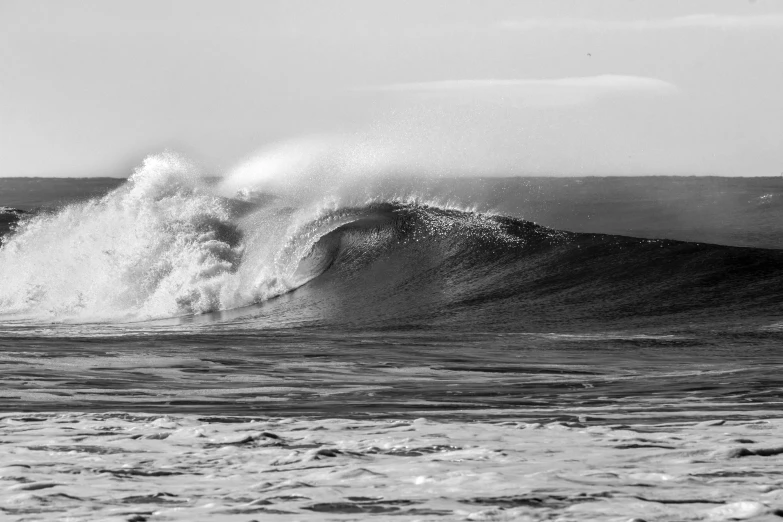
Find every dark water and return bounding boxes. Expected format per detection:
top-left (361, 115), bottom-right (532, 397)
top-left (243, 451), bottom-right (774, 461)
top-left (1, 174), bottom-right (782, 422)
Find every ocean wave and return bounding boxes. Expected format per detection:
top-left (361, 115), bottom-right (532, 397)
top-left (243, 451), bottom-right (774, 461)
top-left (0, 152), bottom-right (782, 329)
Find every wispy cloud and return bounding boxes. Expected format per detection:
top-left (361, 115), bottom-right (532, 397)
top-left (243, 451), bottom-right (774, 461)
top-left (498, 13), bottom-right (783, 31)
top-left (367, 75), bottom-right (677, 108)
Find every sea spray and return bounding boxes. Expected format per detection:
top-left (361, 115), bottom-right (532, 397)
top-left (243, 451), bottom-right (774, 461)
top-left (0, 137), bottom-right (491, 322)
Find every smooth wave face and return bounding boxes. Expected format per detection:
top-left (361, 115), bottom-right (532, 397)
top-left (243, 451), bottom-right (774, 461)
top-left (234, 204), bottom-right (783, 332)
top-left (1, 153), bottom-right (781, 333)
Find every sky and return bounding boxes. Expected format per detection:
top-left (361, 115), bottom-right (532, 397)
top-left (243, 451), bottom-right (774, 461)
top-left (1, 0), bottom-right (782, 177)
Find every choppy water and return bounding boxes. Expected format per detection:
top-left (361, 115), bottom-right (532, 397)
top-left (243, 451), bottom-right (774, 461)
top-left (1, 153), bottom-right (782, 422)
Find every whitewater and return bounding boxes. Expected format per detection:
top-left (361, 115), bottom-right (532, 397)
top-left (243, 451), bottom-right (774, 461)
top-left (1, 148), bottom-right (783, 521)
top-left (0, 151), bottom-right (363, 320)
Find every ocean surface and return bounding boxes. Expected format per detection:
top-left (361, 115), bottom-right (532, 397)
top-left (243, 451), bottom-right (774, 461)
top-left (1, 158), bottom-right (782, 423)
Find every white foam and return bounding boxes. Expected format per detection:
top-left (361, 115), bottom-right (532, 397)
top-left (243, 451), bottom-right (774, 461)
top-left (0, 152), bottom-right (374, 322)
top-left (2, 412), bottom-right (782, 521)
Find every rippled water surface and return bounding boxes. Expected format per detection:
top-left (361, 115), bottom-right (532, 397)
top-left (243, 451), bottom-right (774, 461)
top-left (3, 326), bottom-right (782, 423)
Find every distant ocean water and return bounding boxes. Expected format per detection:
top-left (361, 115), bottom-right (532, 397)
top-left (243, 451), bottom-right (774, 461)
top-left (1, 157), bottom-right (782, 422)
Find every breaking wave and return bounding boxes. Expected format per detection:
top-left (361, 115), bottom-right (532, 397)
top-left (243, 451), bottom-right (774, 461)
top-left (0, 152), bottom-right (782, 330)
